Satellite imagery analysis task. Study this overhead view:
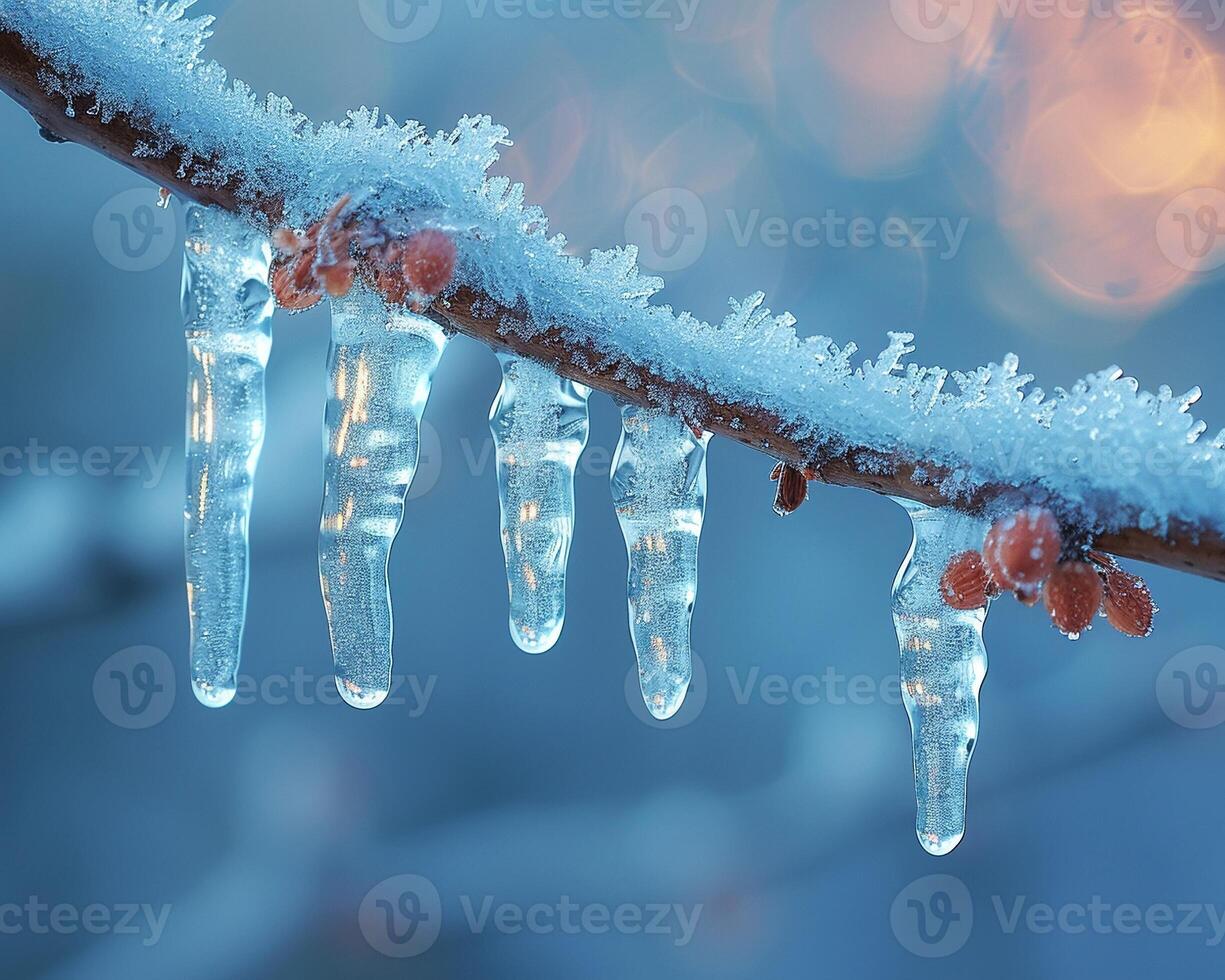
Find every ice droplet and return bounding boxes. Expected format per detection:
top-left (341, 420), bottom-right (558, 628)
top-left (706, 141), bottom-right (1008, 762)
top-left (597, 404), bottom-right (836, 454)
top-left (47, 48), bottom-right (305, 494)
top-left (319, 283), bottom-right (448, 709)
top-left (489, 355), bottom-right (591, 653)
top-left (182, 205), bottom-right (274, 708)
top-left (891, 498), bottom-right (991, 856)
top-left (611, 405), bottom-right (710, 720)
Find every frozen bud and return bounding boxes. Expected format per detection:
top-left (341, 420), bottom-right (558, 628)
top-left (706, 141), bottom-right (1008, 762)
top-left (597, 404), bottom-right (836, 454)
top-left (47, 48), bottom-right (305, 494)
top-left (984, 507), bottom-right (1062, 595)
top-left (1043, 561), bottom-right (1103, 639)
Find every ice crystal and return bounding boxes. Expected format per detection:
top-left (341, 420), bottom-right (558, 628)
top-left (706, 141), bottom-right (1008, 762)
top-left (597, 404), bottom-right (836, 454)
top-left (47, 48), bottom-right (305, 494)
top-left (3, 0), bottom-right (1223, 537)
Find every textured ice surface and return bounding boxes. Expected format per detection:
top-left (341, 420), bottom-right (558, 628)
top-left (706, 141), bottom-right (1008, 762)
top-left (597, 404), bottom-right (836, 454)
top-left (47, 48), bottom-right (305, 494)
top-left (5, 2), bottom-right (1225, 537)
top-left (319, 283), bottom-right (448, 709)
top-left (182, 204), bottom-right (273, 708)
top-left (489, 355), bottom-right (591, 654)
top-left (892, 499), bottom-right (990, 856)
top-left (612, 406), bottom-right (710, 720)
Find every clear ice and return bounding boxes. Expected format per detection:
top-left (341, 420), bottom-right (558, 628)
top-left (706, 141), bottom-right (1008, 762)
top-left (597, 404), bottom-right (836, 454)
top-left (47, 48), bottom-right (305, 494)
top-left (611, 405), bottom-right (710, 720)
top-left (182, 204), bottom-right (274, 708)
top-left (319, 283), bottom-right (448, 709)
top-left (489, 355), bottom-right (591, 653)
top-left (891, 498), bottom-right (991, 856)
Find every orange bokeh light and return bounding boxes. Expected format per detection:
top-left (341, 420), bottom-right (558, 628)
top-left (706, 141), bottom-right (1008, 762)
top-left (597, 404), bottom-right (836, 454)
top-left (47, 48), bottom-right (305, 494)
top-left (970, 12), bottom-right (1225, 315)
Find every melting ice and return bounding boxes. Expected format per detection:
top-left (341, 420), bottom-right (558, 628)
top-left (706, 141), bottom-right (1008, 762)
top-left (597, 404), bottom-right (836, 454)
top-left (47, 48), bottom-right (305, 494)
top-left (182, 204), bottom-right (274, 708)
top-left (892, 498), bottom-right (990, 856)
top-left (319, 283), bottom-right (448, 708)
top-left (489, 355), bottom-right (591, 653)
top-left (611, 405), bottom-right (710, 720)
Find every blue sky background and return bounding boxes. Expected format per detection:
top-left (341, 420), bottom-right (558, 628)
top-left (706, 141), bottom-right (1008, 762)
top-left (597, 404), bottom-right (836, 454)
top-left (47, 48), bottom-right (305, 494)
top-left (1, 0), bottom-right (1224, 975)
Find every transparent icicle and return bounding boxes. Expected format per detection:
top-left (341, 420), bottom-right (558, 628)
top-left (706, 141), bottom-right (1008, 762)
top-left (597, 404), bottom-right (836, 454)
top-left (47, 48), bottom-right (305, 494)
top-left (611, 405), bottom-right (710, 720)
top-left (183, 205), bottom-right (274, 708)
top-left (489, 355), bottom-right (591, 653)
top-left (319, 283), bottom-right (448, 709)
top-left (891, 498), bottom-right (991, 856)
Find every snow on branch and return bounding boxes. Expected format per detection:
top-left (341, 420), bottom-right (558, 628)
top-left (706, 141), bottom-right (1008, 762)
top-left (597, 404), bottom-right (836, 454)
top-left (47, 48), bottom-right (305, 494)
top-left (0, 0), bottom-right (1223, 581)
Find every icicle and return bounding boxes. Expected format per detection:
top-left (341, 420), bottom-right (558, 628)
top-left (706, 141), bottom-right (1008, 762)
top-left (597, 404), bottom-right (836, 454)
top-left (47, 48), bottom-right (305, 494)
top-left (183, 205), bottom-right (274, 708)
top-left (489, 355), bottom-right (591, 653)
top-left (611, 405), bottom-right (710, 720)
top-left (891, 499), bottom-right (991, 855)
top-left (319, 282), bottom-right (448, 709)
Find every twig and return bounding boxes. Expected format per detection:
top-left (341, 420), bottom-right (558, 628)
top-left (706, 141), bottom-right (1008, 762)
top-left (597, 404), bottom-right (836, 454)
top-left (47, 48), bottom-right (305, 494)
top-left (0, 25), bottom-right (1222, 582)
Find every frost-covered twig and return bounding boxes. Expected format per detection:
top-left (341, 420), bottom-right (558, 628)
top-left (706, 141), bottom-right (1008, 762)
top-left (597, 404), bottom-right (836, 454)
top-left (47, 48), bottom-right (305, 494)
top-left (1, 2), bottom-right (1223, 581)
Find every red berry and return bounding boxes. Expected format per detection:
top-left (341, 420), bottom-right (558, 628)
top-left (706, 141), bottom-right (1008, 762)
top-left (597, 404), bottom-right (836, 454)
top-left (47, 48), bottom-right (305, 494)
top-left (1103, 569), bottom-right (1155, 638)
top-left (984, 507), bottom-right (1062, 596)
top-left (271, 254), bottom-right (323, 312)
top-left (940, 551), bottom-right (994, 611)
top-left (1043, 561), bottom-right (1104, 638)
top-left (272, 227), bottom-right (307, 254)
top-left (401, 229), bottom-right (457, 299)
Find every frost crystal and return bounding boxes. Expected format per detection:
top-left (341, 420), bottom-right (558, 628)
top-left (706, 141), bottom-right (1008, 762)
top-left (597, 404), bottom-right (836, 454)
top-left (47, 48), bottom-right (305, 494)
top-left (4, 1), bottom-right (1223, 538)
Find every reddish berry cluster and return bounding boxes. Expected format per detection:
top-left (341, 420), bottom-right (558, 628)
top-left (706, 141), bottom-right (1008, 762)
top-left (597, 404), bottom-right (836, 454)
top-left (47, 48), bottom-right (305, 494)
top-left (270, 195), bottom-right (457, 314)
top-left (939, 507), bottom-right (1157, 639)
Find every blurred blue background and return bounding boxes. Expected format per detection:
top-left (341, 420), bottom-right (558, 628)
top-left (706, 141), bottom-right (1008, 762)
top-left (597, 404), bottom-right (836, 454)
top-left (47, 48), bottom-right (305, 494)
top-left (2, 0), bottom-right (1225, 975)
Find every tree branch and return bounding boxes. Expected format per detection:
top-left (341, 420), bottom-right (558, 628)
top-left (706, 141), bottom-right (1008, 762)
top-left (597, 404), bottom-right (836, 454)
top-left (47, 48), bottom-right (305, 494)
top-left (1, 25), bottom-right (1222, 583)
